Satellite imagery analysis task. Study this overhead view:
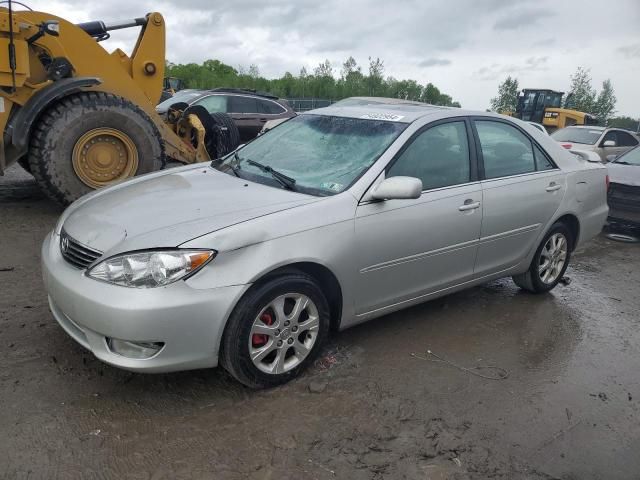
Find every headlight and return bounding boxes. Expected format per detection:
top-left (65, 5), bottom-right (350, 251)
top-left (88, 250), bottom-right (215, 288)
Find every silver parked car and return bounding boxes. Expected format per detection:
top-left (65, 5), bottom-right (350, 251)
top-left (551, 125), bottom-right (639, 162)
top-left (42, 103), bottom-right (608, 388)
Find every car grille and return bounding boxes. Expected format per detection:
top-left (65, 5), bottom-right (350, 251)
top-left (608, 182), bottom-right (640, 212)
top-left (60, 230), bottom-right (103, 270)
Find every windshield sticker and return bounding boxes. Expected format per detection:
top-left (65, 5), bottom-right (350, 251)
top-left (360, 113), bottom-right (405, 121)
top-left (321, 182), bottom-right (344, 192)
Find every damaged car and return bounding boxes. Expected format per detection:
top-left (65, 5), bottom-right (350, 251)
top-left (42, 103), bottom-right (608, 388)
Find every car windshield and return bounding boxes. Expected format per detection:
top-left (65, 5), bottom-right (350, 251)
top-left (551, 127), bottom-right (603, 145)
top-left (156, 91), bottom-right (203, 110)
top-left (215, 114), bottom-right (407, 196)
top-left (615, 146), bottom-right (640, 166)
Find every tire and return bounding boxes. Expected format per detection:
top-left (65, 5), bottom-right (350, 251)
top-left (209, 112), bottom-right (240, 156)
top-left (512, 222), bottom-right (573, 293)
top-left (28, 92), bottom-right (165, 205)
top-left (220, 273), bottom-right (330, 389)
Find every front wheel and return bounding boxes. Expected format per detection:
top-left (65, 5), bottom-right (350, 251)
top-left (220, 273), bottom-right (330, 388)
top-left (512, 222), bottom-right (573, 293)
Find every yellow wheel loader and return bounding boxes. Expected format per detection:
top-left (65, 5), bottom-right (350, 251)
top-left (0, 4), bottom-right (238, 204)
top-left (513, 89), bottom-right (599, 133)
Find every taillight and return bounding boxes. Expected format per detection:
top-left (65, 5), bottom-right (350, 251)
top-left (561, 143), bottom-right (572, 149)
top-left (605, 174), bottom-right (610, 191)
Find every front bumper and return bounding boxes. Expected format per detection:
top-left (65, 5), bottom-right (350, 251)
top-left (41, 231), bottom-right (248, 373)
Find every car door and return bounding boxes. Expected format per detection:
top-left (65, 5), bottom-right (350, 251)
top-left (228, 95), bottom-right (262, 142)
top-left (472, 118), bottom-right (564, 276)
top-left (354, 119), bottom-right (483, 315)
top-left (596, 130), bottom-right (621, 161)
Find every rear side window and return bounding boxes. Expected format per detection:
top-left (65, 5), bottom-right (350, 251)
top-left (616, 131), bottom-right (639, 147)
top-left (476, 121), bottom-right (535, 179)
top-left (388, 121), bottom-right (470, 190)
top-left (533, 144), bottom-right (555, 170)
top-left (229, 96), bottom-right (259, 114)
top-left (259, 100), bottom-right (286, 114)
top-left (194, 95), bottom-right (228, 113)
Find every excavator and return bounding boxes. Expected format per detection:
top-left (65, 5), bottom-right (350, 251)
top-left (0, 3), bottom-right (238, 204)
top-left (513, 88), bottom-right (599, 132)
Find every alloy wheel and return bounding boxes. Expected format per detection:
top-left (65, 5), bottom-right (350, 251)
top-left (248, 293), bottom-right (320, 374)
top-left (538, 233), bottom-right (568, 284)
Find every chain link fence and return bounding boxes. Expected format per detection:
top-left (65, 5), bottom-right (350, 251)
top-left (285, 98), bottom-right (335, 112)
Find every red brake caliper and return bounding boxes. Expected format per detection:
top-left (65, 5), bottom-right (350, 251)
top-left (252, 311), bottom-right (274, 347)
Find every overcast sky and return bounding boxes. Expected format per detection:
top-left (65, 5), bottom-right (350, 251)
top-left (25, 0), bottom-right (640, 116)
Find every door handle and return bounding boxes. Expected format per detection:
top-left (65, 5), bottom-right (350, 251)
top-left (546, 182), bottom-right (562, 192)
top-left (458, 200), bottom-right (481, 211)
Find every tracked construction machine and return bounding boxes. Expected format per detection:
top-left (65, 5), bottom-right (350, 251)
top-left (0, 3), bottom-right (238, 204)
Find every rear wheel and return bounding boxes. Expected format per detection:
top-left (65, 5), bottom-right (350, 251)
top-left (513, 222), bottom-right (572, 293)
top-left (221, 273), bottom-right (330, 388)
top-left (28, 92), bottom-right (164, 205)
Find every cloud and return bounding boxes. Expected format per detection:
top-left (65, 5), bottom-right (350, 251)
top-left (532, 37), bottom-right (556, 47)
top-left (474, 56), bottom-right (549, 80)
top-left (418, 58), bottom-right (452, 68)
top-left (17, 0), bottom-right (640, 116)
top-left (493, 9), bottom-right (553, 30)
top-left (618, 43), bottom-right (640, 58)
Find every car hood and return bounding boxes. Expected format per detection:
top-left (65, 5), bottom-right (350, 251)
top-left (607, 163), bottom-right (640, 187)
top-left (62, 166), bottom-right (319, 254)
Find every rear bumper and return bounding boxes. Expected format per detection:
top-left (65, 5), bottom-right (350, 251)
top-left (42, 231), bottom-right (248, 373)
top-left (608, 208), bottom-right (640, 227)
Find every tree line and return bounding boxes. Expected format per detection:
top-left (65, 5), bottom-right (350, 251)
top-left (165, 57), bottom-right (461, 107)
top-left (489, 68), bottom-right (633, 127)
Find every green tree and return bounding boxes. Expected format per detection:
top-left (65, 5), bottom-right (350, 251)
top-left (367, 57), bottom-right (385, 96)
top-left (565, 67), bottom-right (596, 113)
top-left (489, 76), bottom-right (519, 113)
top-left (594, 79), bottom-right (616, 124)
top-left (165, 56), bottom-right (460, 106)
top-left (608, 116), bottom-right (639, 131)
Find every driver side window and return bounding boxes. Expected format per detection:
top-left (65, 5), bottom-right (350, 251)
top-left (387, 121), bottom-right (471, 191)
top-left (601, 131), bottom-right (618, 146)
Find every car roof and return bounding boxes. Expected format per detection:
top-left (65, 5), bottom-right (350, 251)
top-left (307, 99), bottom-right (465, 123)
top-left (562, 125), bottom-right (605, 130)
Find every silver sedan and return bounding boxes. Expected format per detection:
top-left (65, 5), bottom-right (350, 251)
top-left (42, 103), bottom-right (608, 388)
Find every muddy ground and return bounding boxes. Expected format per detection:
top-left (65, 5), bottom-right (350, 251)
top-left (1, 164), bottom-right (639, 480)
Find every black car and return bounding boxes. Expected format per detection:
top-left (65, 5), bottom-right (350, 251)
top-left (607, 145), bottom-right (640, 227)
top-left (157, 88), bottom-right (295, 143)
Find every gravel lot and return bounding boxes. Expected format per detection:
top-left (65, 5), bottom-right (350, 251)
top-left (1, 164), bottom-right (639, 479)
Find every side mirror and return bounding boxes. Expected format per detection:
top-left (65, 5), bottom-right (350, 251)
top-left (371, 176), bottom-right (422, 201)
top-left (606, 154), bottom-right (618, 162)
top-left (603, 140), bottom-right (616, 148)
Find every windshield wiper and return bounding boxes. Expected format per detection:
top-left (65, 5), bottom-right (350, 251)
top-left (614, 160), bottom-right (631, 165)
top-left (245, 159), bottom-right (297, 191)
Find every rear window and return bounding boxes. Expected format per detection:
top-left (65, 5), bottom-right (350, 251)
top-left (229, 96), bottom-right (259, 114)
top-left (551, 127), bottom-right (602, 145)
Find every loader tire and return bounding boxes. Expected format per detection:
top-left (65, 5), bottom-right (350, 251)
top-left (209, 112), bottom-right (240, 155)
top-left (28, 92), bottom-right (165, 205)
